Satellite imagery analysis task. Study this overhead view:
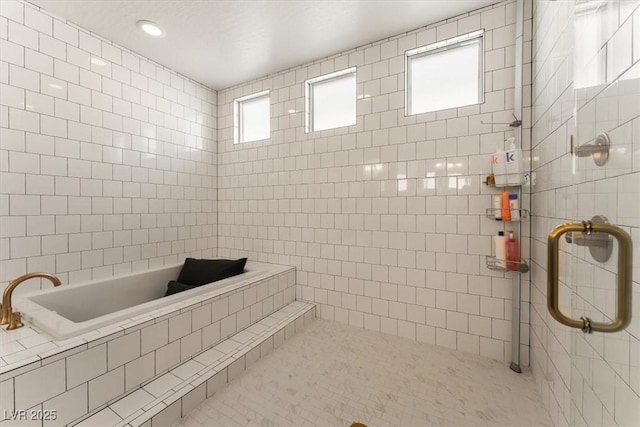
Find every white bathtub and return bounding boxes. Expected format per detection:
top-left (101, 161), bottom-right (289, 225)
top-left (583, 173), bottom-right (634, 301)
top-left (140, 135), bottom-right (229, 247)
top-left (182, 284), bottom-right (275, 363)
top-left (13, 261), bottom-right (291, 340)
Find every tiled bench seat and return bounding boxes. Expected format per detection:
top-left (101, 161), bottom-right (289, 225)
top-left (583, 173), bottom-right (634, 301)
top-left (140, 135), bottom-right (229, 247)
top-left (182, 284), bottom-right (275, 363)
top-left (73, 301), bottom-right (316, 427)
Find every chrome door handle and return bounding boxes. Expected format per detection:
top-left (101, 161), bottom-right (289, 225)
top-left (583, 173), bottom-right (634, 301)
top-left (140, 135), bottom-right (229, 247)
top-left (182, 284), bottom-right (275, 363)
top-left (547, 220), bottom-right (632, 333)
top-left (570, 133), bottom-right (610, 166)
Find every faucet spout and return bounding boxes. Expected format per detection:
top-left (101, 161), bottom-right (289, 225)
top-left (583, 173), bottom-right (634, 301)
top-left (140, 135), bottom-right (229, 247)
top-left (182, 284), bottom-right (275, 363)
top-left (1, 273), bottom-right (62, 327)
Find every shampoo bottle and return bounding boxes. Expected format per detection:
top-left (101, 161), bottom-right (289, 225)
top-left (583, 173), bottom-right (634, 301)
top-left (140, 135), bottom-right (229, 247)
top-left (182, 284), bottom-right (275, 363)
top-left (492, 146), bottom-right (508, 187)
top-left (509, 193), bottom-right (520, 221)
top-left (494, 195), bottom-right (502, 220)
top-left (505, 230), bottom-right (520, 271)
top-left (505, 137), bottom-right (524, 185)
top-left (501, 190), bottom-right (511, 221)
top-left (494, 231), bottom-right (507, 267)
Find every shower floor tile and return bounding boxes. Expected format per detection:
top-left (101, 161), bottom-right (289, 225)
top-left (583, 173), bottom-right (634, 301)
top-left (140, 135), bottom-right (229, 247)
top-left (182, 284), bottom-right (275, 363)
top-left (175, 318), bottom-right (551, 427)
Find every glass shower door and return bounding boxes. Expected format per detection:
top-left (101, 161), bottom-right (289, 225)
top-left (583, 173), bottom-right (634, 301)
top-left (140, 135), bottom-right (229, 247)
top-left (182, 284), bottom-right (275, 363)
top-left (567, 1), bottom-right (639, 424)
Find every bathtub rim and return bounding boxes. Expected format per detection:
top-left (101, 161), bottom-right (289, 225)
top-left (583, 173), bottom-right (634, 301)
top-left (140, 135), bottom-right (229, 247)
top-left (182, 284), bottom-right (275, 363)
top-left (12, 260), bottom-right (294, 342)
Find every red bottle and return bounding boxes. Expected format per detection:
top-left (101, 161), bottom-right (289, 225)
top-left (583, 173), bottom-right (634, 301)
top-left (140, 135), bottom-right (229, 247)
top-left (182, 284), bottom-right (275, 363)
top-left (505, 230), bottom-right (520, 271)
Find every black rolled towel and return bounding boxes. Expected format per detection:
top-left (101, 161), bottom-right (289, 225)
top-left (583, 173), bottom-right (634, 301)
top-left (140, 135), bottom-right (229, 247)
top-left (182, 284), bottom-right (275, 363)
top-left (165, 280), bottom-right (196, 296)
top-left (176, 258), bottom-right (248, 287)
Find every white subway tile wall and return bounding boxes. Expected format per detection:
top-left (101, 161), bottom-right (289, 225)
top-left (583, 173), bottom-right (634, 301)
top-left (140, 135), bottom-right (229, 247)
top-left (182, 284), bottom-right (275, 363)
top-left (0, 0), bottom-right (218, 290)
top-left (217, 0), bottom-right (526, 362)
top-left (5, 2), bottom-right (636, 426)
top-left (531, 0), bottom-right (640, 426)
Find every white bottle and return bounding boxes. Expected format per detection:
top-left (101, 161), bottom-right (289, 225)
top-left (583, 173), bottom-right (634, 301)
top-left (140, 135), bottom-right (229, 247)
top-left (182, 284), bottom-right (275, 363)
top-left (492, 146), bottom-right (508, 187)
top-left (509, 193), bottom-right (520, 221)
top-left (494, 195), bottom-right (502, 220)
top-left (494, 231), bottom-right (507, 267)
top-left (505, 137), bottom-right (524, 185)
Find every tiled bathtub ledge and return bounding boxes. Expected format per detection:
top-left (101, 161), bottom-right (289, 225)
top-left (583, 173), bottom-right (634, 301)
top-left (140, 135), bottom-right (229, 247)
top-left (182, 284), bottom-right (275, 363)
top-left (0, 266), bottom-right (297, 427)
top-left (73, 301), bottom-right (316, 427)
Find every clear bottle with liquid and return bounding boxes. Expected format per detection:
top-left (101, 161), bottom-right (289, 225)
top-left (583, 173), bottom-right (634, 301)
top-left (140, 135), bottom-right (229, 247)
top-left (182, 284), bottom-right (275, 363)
top-left (505, 230), bottom-right (520, 271)
top-left (494, 231), bottom-right (506, 268)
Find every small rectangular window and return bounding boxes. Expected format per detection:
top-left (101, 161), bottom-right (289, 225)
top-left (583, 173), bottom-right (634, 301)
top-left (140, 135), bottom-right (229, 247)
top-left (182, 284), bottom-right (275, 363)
top-left (305, 67), bottom-right (356, 133)
top-left (406, 30), bottom-right (484, 115)
top-left (234, 90), bottom-right (270, 144)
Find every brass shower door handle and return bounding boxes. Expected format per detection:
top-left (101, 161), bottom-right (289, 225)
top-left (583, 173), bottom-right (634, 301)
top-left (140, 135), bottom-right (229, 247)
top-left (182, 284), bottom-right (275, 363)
top-left (547, 220), bottom-right (632, 333)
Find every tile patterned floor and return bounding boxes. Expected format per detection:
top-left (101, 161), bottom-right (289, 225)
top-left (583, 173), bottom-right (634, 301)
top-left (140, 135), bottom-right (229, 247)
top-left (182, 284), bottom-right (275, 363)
top-left (175, 318), bottom-right (551, 427)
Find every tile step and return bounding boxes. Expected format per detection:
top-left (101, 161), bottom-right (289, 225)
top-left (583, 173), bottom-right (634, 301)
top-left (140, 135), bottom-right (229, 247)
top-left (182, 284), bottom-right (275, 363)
top-left (72, 301), bottom-right (316, 427)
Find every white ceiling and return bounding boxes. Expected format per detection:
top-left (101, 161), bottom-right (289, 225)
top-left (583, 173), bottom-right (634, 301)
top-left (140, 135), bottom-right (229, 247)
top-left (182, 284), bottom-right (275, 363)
top-left (31, 0), bottom-right (496, 90)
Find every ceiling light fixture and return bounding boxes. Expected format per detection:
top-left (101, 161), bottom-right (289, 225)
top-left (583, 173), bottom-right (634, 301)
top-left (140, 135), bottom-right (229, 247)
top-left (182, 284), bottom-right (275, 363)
top-left (137, 20), bottom-right (164, 37)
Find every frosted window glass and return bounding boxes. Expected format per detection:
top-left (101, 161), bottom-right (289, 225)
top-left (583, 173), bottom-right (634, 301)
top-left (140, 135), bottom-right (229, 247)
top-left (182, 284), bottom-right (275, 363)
top-left (311, 73), bottom-right (356, 132)
top-left (409, 40), bottom-right (481, 114)
top-left (239, 95), bottom-right (270, 143)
